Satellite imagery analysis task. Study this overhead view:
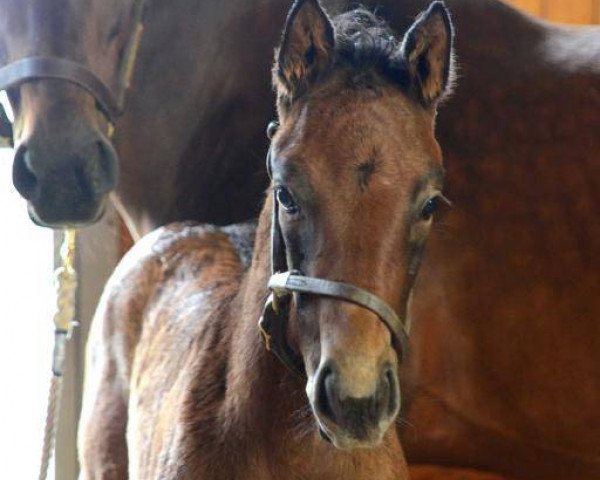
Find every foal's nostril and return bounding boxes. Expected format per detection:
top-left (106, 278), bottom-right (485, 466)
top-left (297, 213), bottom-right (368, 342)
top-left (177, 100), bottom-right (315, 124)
top-left (374, 368), bottom-right (391, 416)
top-left (316, 364), bottom-right (336, 421)
top-left (12, 146), bottom-right (40, 201)
top-left (383, 366), bottom-right (399, 416)
top-left (313, 362), bottom-right (400, 443)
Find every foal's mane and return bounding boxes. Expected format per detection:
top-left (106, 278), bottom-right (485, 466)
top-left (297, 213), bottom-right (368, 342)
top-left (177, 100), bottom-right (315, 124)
top-left (332, 9), bottom-right (411, 91)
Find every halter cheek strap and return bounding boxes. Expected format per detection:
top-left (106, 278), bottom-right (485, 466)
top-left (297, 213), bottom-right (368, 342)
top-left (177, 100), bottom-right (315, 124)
top-left (258, 121), bottom-right (410, 376)
top-left (0, 57), bottom-right (120, 123)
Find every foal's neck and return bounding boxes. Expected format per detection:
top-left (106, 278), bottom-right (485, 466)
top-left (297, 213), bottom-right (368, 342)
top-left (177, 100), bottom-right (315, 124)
top-left (225, 197), bottom-right (304, 427)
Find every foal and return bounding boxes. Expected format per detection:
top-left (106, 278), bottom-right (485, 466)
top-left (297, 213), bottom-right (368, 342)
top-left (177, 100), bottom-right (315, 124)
top-left (79, 0), bottom-right (454, 478)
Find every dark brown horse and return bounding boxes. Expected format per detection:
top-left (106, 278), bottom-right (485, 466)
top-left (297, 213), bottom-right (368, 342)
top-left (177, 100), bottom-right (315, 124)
top-left (78, 1), bottom-right (455, 477)
top-left (81, 0), bottom-right (599, 478)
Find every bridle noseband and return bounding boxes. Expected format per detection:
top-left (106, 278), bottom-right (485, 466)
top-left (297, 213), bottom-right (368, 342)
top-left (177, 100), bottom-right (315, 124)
top-left (258, 121), bottom-right (410, 376)
top-left (0, 0), bottom-right (147, 142)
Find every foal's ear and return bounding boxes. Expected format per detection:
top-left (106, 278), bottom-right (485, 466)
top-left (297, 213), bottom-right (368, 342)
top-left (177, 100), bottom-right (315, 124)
top-left (274, 0), bottom-right (334, 97)
top-left (400, 2), bottom-right (454, 106)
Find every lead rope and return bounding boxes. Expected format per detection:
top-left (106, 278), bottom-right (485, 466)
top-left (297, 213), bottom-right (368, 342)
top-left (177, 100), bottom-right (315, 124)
top-left (38, 230), bottom-right (78, 480)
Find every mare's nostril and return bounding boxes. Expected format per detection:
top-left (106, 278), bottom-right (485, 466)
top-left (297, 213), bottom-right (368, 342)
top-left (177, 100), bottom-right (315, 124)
top-left (95, 138), bottom-right (118, 193)
top-left (12, 146), bottom-right (40, 200)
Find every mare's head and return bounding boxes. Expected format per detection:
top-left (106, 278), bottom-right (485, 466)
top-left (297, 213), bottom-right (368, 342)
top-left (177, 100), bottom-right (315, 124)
top-left (0, 0), bottom-right (142, 227)
top-left (269, 0), bottom-right (454, 449)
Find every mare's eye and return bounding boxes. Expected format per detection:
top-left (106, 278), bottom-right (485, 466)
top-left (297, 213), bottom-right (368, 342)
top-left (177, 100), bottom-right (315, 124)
top-left (421, 195), bottom-right (450, 221)
top-left (276, 187), bottom-right (299, 214)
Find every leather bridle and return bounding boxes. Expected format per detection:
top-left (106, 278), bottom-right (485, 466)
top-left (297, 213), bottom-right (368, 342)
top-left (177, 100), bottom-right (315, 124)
top-left (0, 0), bottom-right (147, 142)
top-left (258, 121), bottom-right (410, 376)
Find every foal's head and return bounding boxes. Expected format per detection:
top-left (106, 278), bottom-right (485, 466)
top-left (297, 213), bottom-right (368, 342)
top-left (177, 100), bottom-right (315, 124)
top-left (269, 0), bottom-right (454, 449)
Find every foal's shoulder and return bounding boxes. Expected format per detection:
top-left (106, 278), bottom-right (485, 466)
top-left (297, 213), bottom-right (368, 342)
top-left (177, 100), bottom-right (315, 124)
top-left (144, 220), bottom-right (256, 269)
top-left (124, 220), bottom-right (251, 261)
top-left (113, 220), bottom-right (256, 288)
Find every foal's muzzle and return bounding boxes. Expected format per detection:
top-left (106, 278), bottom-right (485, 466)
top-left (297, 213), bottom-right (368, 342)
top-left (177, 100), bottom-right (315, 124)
top-left (311, 361), bottom-right (400, 449)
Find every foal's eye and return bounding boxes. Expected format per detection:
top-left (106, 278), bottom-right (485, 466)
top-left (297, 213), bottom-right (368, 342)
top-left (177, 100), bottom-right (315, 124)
top-left (421, 195), bottom-right (450, 221)
top-left (276, 187), bottom-right (299, 214)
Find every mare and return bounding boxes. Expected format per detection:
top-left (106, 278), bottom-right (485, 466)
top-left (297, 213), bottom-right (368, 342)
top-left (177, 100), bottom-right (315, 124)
top-left (78, 0), bottom-right (455, 478)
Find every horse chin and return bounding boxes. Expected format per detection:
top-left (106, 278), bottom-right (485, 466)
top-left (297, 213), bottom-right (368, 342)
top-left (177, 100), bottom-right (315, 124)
top-left (28, 198), bottom-right (106, 229)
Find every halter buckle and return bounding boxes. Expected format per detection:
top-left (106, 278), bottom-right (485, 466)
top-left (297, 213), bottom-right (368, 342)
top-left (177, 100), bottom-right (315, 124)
top-left (258, 293), bottom-right (278, 351)
top-left (258, 319), bottom-right (273, 351)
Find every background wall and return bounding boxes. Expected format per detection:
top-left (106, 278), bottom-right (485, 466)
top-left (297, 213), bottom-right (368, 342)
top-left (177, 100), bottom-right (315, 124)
top-left (503, 0), bottom-right (600, 24)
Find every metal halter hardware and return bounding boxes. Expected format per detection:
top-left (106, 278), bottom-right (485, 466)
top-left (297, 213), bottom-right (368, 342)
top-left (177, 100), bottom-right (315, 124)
top-left (258, 121), bottom-right (410, 376)
top-left (0, 0), bottom-right (146, 141)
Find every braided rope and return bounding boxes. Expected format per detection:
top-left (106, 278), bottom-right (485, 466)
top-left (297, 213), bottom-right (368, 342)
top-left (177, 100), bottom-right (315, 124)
top-left (38, 375), bottom-right (63, 480)
top-left (38, 230), bottom-right (78, 480)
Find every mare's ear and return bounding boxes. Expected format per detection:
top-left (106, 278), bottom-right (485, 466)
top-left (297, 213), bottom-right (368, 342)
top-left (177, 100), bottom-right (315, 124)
top-left (400, 1), bottom-right (455, 106)
top-left (274, 0), bottom-right (334, 97)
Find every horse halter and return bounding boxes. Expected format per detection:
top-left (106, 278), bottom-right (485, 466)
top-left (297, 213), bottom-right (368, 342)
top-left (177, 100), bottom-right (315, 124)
top-left (0, 0), bottom-right (147, 142)
top-left (258, 121), bottom-right (410, 376)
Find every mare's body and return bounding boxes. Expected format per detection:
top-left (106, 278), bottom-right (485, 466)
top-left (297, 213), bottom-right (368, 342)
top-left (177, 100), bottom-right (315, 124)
top-left (110, 0), bottom-right (289, 237)
top-left (115, 0), bottom-right (600, 237)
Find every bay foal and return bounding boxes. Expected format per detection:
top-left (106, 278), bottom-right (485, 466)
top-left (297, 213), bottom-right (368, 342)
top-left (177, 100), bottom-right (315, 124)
top-left (79, 1), bottom-right (455, 478)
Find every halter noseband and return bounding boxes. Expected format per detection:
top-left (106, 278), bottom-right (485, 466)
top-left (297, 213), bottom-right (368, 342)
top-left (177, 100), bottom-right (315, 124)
top-left (258, 121), bottom-right (410, 376)
top-left (0, 0), bottom-right (147, 142)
